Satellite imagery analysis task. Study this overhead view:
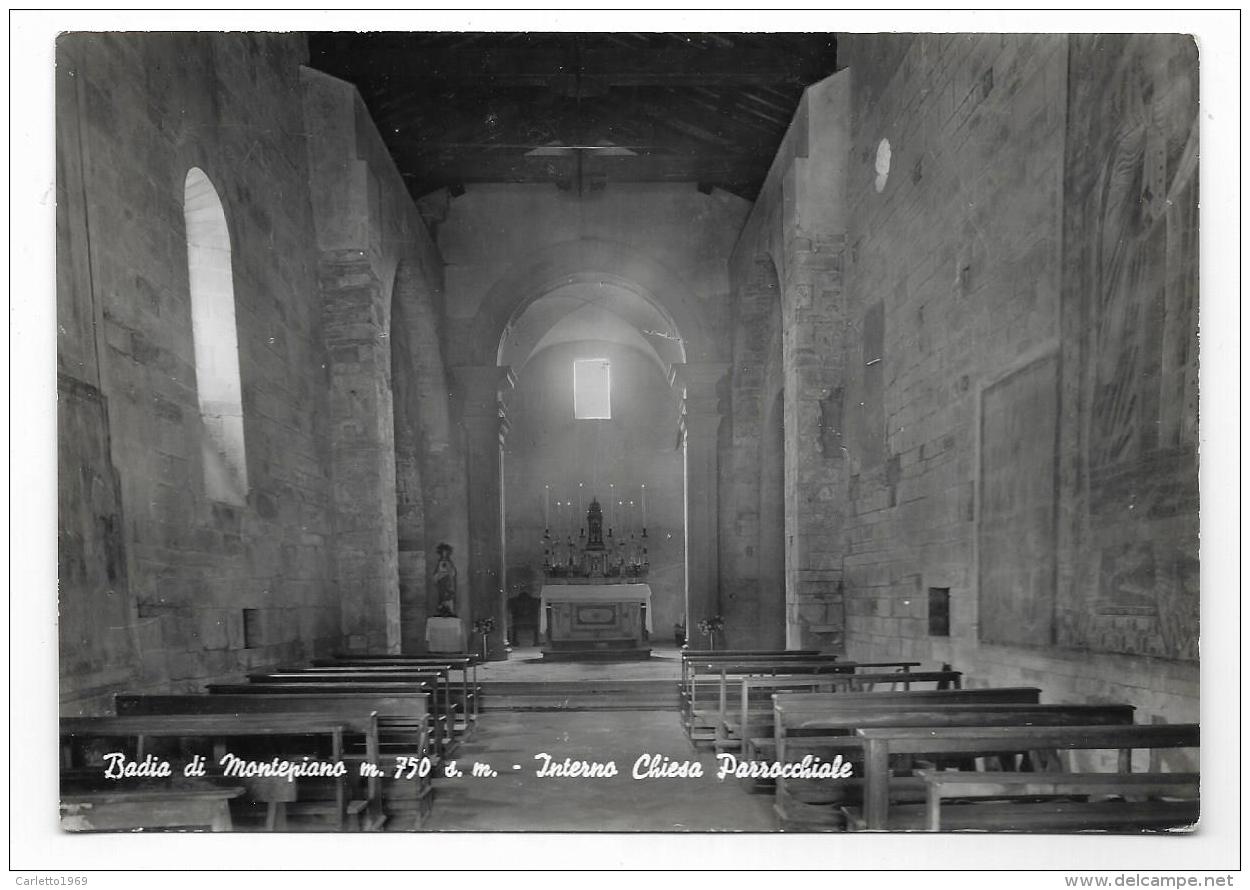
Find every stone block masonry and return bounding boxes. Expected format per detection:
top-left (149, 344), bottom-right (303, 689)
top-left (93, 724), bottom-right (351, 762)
top-left (836, 33), bottom-right (1198, 725)
top-left (56, 33), bottom-right (341, 711)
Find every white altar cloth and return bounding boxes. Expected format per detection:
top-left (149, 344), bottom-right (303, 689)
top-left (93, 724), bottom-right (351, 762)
top-left (425, 617), bottom-right (466, 653)
top-left (539, 583), bottom-right (652, 633)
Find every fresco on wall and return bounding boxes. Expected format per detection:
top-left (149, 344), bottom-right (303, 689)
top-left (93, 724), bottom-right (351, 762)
top-left (1059, 34), bottom-right (1199, 660)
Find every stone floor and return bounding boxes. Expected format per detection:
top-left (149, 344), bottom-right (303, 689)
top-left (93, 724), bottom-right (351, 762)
top-left (477, 645), bottom-right (684, 681)
top-left (423, 710), bottom-right (777, 832)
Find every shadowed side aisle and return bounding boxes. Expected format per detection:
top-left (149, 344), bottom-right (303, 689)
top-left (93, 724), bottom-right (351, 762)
top-left (423, 710), bottom-right (776, 831)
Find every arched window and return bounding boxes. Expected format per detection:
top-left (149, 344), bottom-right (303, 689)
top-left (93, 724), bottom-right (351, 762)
top-left (184, 168), bottom-right (248, 504)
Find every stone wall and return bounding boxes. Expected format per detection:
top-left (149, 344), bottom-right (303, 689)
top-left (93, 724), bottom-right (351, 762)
top-left (435, 182), bottom-right (748, 366)
top-left (1055, 34), bottom-right (1200, 663)
top-left (835, 34), bottom-right (1198, 725)
top-left (301, 68), bottom-right (465, 653)
top-left (57, 34), bottom-right (338, 712)
top-left (56, 34), bottom-right (461, 711)
top-left (727, 71), bottom-right (852, 651)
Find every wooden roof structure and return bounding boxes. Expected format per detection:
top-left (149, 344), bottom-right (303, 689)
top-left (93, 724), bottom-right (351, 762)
top-left (307, 32), bottom-right (839, 200)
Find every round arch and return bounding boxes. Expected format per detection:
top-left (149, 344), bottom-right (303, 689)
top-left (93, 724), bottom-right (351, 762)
top-left (461, 238), bottom-right (720, 368)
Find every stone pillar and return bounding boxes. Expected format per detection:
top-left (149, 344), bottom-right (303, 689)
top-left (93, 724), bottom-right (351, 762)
top-left (773, 72), bottom-right (852, 653)
top-left (673, 362), bottom-right (728, 637)
top-left (320, 252), bottom-right (402, 653)
top-left (451, 365), bottom-right (514, 660)
top-left (782, 233), bottom-right (848, 652)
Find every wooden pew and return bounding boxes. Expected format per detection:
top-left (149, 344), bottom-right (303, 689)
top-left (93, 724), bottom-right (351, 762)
top-left (306, 658), bottom-right (479, 732)
top-left (213, 674), bottom-right (455, 757)
top-left (683, 657), bottom-right (922, 744)
top-left (771, 687), bottom-right (1043, 758)
top-left (766, 697), bottom-right (1136, 830)
top-left (725, 669), bottom-right (967, 755)
top-left (681, 652), bottom-right (843, 704)
top-left (680, 649), bottom-right (821, 689)
top-left (263, 667), bottom-right (468, 747)
top-left (770, 702), bottom-right (1137, 785)
top-left (333, 652), bottom-right (480, 663)
top-left (60, 713), bottom-right (363, 831)
top-left (61, 787), bottom-right (245, 832)
top-left (704, 667), bottom-right (956, 751)
top-left (115, 692), bottom-right (433, 830)
top-left (850, 723), bottom-right (1200, 831)
top-left (763, 687), bottom-right (1047, 793)
top-left (912, 769), bottom-right (1200, 832)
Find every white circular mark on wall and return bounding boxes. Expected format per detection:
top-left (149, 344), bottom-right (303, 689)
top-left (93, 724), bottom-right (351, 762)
top-left (874, 138), bottom-right (892, 193)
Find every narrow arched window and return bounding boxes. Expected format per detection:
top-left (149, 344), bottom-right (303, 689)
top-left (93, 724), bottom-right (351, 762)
top-left (184, 168), bottom-right (248, 504)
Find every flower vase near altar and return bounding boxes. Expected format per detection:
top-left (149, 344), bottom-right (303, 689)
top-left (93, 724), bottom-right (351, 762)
top-left (473, 617), bottom-right (496, 660)
top-left (697, 615), bottom-right (725, 651)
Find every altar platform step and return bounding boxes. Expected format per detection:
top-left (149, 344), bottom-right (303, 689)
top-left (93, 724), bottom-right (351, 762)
top-left (541, 645), bottom-right (652, 662)
top-left (479, 679), bottom-right (680, 712)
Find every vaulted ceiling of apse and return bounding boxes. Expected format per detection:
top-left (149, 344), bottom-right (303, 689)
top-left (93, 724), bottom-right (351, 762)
top-left (497, 282), bottom-right (685, 376)
top-left (307, 32), bottom-right (840, 201)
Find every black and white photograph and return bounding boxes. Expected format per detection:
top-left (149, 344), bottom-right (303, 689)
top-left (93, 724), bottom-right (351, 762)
top-left (10, 7), bottom-right (1240, 880)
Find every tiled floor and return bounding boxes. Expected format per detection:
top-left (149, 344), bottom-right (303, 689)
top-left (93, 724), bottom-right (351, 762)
top-left (423, 709), bottom-right (777, 832)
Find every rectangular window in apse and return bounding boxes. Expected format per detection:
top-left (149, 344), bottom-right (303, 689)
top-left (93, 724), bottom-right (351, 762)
top-left (573, 359), bottom-right (611, 419)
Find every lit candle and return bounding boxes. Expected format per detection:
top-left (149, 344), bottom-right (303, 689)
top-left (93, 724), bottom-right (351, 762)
top-left (544, 484), bottom-right (550, 529)
top-left (641, 484), bottom-right (647, 528)
top-left (609, 484), bottom-right (615, 527)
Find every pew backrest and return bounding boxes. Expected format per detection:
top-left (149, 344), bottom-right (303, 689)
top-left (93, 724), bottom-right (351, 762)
top-left (854, 723), bottom-right (1200, 830)
top-left (770, 703), bottom-right (1136, 760)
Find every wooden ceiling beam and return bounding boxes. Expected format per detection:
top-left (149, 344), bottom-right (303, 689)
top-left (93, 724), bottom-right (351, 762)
top-left (334, 47), bottom-right (819, 87)
top-left (738, 90), bottom-right (795, 119)
top-left (402, 150), bottom-right (768, 184)
top-left (681, 94), bottom-right (782, 136)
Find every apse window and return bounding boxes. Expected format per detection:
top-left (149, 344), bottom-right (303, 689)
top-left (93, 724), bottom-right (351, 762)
top-left (184, 167), bottom-right (248, 504)
top-left (573, 359), bottom-right (611, 419)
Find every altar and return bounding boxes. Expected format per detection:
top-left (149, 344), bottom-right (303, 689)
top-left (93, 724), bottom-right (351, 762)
top-left (539, 583), bottom-right (652, 661)
top-left (537, 494), bottom-right (653, 660)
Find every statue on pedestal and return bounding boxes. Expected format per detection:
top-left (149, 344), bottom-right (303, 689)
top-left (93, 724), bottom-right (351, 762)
top-left (432, 542), bottom-right (458, 616)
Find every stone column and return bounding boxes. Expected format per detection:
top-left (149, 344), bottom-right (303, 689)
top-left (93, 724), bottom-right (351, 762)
top-left (451, 365), bottom-right (514, 660)
top-left (673, 362), bottom-right (728, 638)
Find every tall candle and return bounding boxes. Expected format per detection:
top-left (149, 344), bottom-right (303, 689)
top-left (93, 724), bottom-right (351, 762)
top-left (609, 484), bottom-right (615, 527)
top-left (641, 484), bottom-right (647, 528)
top-left (544, 485), bottom-right (550, 528)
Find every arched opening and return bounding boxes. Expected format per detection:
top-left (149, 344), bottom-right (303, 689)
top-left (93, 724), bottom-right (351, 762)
top-left (184, 167), bottom-right (247, 504)
top-left (498, 281), bottom-right (688, 655)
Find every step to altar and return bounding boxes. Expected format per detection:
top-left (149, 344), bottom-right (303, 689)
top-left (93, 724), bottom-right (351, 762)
top-left (479, 679), bottom-right (680, 712)
top-left (541, 645), bottom-right (652, 662)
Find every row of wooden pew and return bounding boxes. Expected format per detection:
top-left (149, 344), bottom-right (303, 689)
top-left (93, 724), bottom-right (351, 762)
top-left (679, 649), bottom-right (1200, 833)
top-left (60, 653), bottom-right (482, 832)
